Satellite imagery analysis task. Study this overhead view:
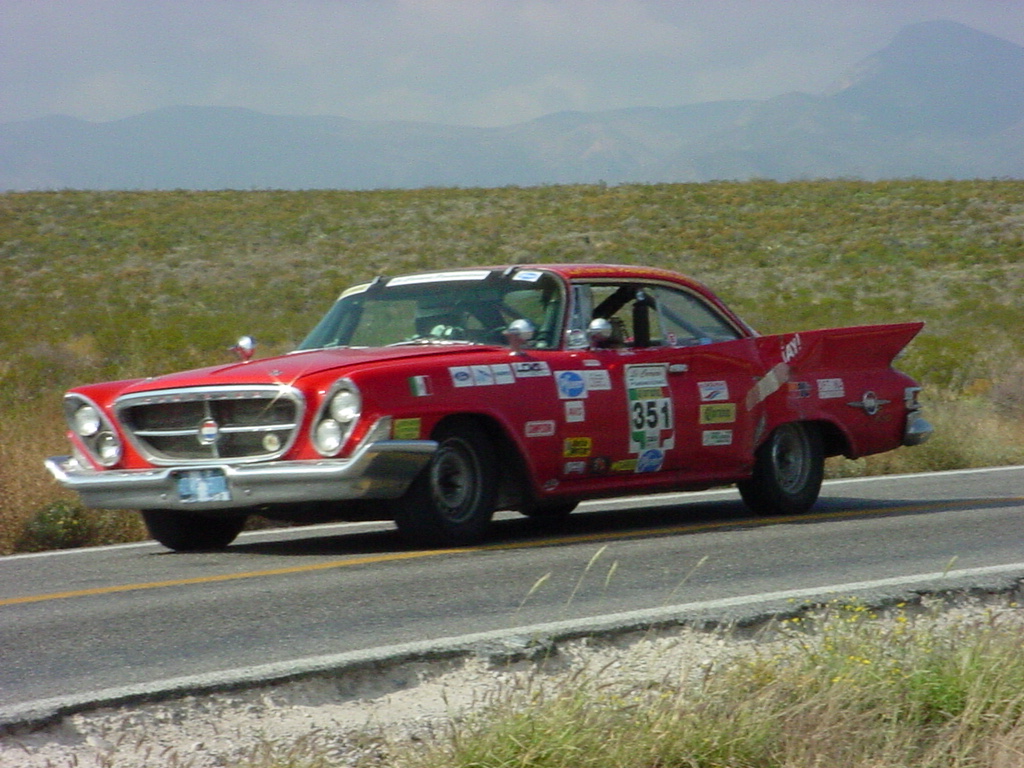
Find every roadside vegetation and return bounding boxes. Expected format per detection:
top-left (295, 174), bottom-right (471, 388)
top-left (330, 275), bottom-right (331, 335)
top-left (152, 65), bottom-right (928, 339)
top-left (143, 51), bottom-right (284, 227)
top-left (2, 180), bottom-right (1024, 554)
top-left (163, 597), bottom-right (1024, 768)
top-left (376, 598), bottom-right (1024, 768)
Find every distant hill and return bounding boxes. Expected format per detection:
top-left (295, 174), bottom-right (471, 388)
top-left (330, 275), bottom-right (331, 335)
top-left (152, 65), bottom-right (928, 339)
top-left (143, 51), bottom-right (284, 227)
top-left (2, 20), bottom-right (1022, 190)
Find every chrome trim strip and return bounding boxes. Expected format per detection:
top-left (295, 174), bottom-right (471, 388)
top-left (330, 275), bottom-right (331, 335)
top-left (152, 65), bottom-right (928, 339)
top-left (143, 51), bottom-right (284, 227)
top-left (132, 423), bottom-right (298, 437)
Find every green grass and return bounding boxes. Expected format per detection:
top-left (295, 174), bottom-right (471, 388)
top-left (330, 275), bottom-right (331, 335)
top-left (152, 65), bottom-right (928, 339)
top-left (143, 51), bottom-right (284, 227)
top-left (3, 180), bottom-right (1024, 553)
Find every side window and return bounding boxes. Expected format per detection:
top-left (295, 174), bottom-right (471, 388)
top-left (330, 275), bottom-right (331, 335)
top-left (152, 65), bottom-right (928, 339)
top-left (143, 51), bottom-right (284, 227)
top-left (585, 283), bottom-right (664, 348)
top-left (654, 287), bottom-right (741, 345)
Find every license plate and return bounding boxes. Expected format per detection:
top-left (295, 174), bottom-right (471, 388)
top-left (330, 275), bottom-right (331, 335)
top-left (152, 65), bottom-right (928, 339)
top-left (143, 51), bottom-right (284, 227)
top-left (176, 469), bottom-right (231, 503)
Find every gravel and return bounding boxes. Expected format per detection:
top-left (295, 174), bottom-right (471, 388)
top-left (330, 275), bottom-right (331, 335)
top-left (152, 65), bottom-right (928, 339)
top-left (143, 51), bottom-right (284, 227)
top-left (0, 625), bottom-right (759, 767)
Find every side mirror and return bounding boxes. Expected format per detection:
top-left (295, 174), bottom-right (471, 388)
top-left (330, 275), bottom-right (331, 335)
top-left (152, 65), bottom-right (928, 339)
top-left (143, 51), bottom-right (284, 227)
top-left (232, 335), bottom-right (256, 362)
top-left (504, 319), bottom-right (535, 355)
top-left (587, 318), bottom-right (613, 346)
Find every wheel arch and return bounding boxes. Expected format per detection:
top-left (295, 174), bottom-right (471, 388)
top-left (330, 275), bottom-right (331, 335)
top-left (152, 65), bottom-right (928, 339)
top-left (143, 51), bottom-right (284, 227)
top-left (811, 419), bottom-right (853, 459)
top-left (429, 412), bottom-right (532, 510)
top-left (755, 418), bottom-right (850, 458)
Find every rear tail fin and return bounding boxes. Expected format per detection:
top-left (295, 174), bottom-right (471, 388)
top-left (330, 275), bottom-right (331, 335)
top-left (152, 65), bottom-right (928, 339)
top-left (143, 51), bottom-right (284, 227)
top-left (757, 322), bottom-right (924, 372)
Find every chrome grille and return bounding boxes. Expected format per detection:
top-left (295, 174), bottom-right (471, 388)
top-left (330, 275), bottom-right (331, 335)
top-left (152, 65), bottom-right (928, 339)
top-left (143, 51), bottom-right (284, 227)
top-left (115, 385), bottom-right (304, 464)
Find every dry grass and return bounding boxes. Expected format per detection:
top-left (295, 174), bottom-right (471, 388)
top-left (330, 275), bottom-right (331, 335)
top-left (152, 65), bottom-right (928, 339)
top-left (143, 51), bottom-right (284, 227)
top-left (389, 599), bottom-right (1024, 768)
top-left (2, 180), bottom-right (1023, 553)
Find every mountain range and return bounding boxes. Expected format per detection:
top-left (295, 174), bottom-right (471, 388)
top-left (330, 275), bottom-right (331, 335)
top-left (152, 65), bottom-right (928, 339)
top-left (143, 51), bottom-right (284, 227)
top-left (2, 19), bottom-right (1022, 191)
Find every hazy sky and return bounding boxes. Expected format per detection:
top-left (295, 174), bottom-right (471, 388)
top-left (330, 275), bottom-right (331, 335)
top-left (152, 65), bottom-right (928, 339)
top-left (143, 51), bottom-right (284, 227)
top-left (3, 1), bottom-right (1023, 128)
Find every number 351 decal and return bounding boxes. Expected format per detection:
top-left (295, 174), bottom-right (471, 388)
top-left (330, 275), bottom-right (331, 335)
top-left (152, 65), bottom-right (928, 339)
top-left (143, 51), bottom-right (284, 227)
top-left (625, 364), bottom-right (675, 455)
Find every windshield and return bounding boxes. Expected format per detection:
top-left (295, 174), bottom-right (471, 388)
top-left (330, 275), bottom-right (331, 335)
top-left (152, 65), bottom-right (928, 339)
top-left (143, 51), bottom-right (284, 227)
top-left (297, 269), bottom-right (566, 351)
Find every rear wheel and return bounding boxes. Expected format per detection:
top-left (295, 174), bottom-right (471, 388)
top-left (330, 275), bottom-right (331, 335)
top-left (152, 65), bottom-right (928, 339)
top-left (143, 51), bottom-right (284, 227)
top-left (738, 422), bottom-right (824, 515)
top-left (392, 421), bottom-right (498, 546)
top-left (141, 510), bottom-right (248, 551)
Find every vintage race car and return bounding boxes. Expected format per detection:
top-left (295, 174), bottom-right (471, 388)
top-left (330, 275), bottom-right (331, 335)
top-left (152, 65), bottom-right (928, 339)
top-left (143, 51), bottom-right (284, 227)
top-left (46, 264), bottom-right (932, 551)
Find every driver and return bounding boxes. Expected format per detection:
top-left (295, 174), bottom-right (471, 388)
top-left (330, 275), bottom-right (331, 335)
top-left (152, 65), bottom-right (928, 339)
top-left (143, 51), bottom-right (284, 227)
top-left (414, 305), bottom-right (464, 338)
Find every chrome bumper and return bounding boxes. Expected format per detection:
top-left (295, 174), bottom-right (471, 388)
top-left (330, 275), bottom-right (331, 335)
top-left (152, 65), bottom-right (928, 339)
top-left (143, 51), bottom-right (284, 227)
top-left (44, 438), bottom-right (437, 511)
top-left (902, 411), bottom-right (933, 447)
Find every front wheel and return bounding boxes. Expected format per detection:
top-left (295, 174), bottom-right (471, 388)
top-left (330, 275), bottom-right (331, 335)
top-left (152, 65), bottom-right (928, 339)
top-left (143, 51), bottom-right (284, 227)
top-left (737, 423), bottom-right (824, 516)
top-left (141, 510), bottom-right (248, 551)
top-left (391, 421), bottom-right (498, 547)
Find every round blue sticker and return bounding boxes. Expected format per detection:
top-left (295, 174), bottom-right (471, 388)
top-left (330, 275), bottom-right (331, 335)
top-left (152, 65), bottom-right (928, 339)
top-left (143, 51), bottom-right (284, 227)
top-left (556, 371), bottom-right (586, 399)
top-left (636, 448), bottom-right (665, 473)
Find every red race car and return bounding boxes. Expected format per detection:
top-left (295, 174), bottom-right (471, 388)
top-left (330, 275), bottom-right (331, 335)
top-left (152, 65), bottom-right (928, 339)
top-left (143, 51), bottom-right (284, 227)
top-left (46, 264), bottom-right (932, 550)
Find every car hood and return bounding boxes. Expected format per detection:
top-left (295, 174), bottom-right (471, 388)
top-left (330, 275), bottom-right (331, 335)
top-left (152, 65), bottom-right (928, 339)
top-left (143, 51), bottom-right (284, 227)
top-left (118, 345), bottom-right (496, 394)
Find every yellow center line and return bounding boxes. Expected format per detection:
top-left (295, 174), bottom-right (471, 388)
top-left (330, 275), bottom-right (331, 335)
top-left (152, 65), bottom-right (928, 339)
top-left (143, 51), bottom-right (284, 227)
top-left (0, 549), bottom-right (466, 607)
top-left (2, 496), bottom-right (1021, 608)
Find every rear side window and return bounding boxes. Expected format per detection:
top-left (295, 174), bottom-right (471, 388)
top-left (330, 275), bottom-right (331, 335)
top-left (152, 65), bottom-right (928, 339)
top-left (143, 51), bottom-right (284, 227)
top-left (655, 287), bottom-right (741, 345)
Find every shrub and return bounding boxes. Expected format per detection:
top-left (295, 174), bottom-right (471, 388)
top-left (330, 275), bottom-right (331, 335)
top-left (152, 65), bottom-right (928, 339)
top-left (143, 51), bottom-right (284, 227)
top-left (15, 500), bottom-right (145, 552)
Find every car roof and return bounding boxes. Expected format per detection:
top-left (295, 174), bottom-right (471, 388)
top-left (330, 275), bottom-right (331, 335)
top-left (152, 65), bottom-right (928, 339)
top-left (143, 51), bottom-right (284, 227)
top-left (508, 263), bottom-right (706, 287)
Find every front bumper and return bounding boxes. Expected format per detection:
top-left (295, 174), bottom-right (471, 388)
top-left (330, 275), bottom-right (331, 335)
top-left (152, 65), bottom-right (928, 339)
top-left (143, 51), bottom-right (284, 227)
top-left (45, 437), bottom-right (437, 511)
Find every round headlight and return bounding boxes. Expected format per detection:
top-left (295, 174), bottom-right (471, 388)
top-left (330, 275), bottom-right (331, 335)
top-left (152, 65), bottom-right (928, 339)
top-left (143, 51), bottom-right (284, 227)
top-left (329, 389), bottom-right (361, 423)
top-left (73, 404), bottom-right (102, 437)
top-left (314, 419), bottom-right (344, 455)
top-left (95, 431), bottom-right (122, 466)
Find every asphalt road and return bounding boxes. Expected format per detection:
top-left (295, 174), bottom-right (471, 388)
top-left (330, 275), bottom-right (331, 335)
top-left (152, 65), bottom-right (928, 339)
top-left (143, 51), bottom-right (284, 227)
top-left (2, 465), bottom-right (1023, 726)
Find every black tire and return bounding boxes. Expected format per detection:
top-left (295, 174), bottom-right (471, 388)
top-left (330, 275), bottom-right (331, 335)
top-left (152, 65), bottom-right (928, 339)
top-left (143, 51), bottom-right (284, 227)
top-left (737, 422), bottom-right (824, 516)
top-left (392, 421), bottom-right (498, 547)
top-left (141, 510), bottom-right (248, 551)
top-left (519, 500), bottom-right (579, 519)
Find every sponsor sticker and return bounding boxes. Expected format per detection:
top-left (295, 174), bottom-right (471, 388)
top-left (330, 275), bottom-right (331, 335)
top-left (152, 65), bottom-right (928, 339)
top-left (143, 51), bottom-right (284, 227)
top-left (449, 364), bottom-right (517, 387)
top-left (449, 366), bottom-right (474, 388)
top-left (563, 437), bottom-right (593, 458)
top-left (472, 365), bottom-right (495, 386)
top-left (555, 370), bottom-right (587, 399)
top-left (635, 448), bottom-right (665, 473)
top-left (817, 378), bottom-right (845, 399)
top-left (788, 381), bottom-right (812, 399)
top-left (491, 363), bottom-right (515, 385)
top-left (698, 380), bottom-right (730, 402)
top-left (702, 429), bottom-right (733, 447)
top-left (563, 460), bottom-right (587, 475)
top-left (611, 459), bottom-right (637, 472)
top-left (512, 270), bottom-right (544, 282)
top-left (782, 333), bottom-right (802, 364)
top-left (393, 418), bottom-right (422, 440)
top-left (699, 403), bottom-right (736, 424)
top-left (408, 375), bottom-right (433, 397)
top-left (565, 400), bottom-right (586, 423)
top-left (525, 420), bottom-right (556, 438)
top-left (625, 364), bottom-right (668, 389)
top-left (583, 369), bottom-right (612, 391)
top-left (513, 360), bottom-right (552, 378)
